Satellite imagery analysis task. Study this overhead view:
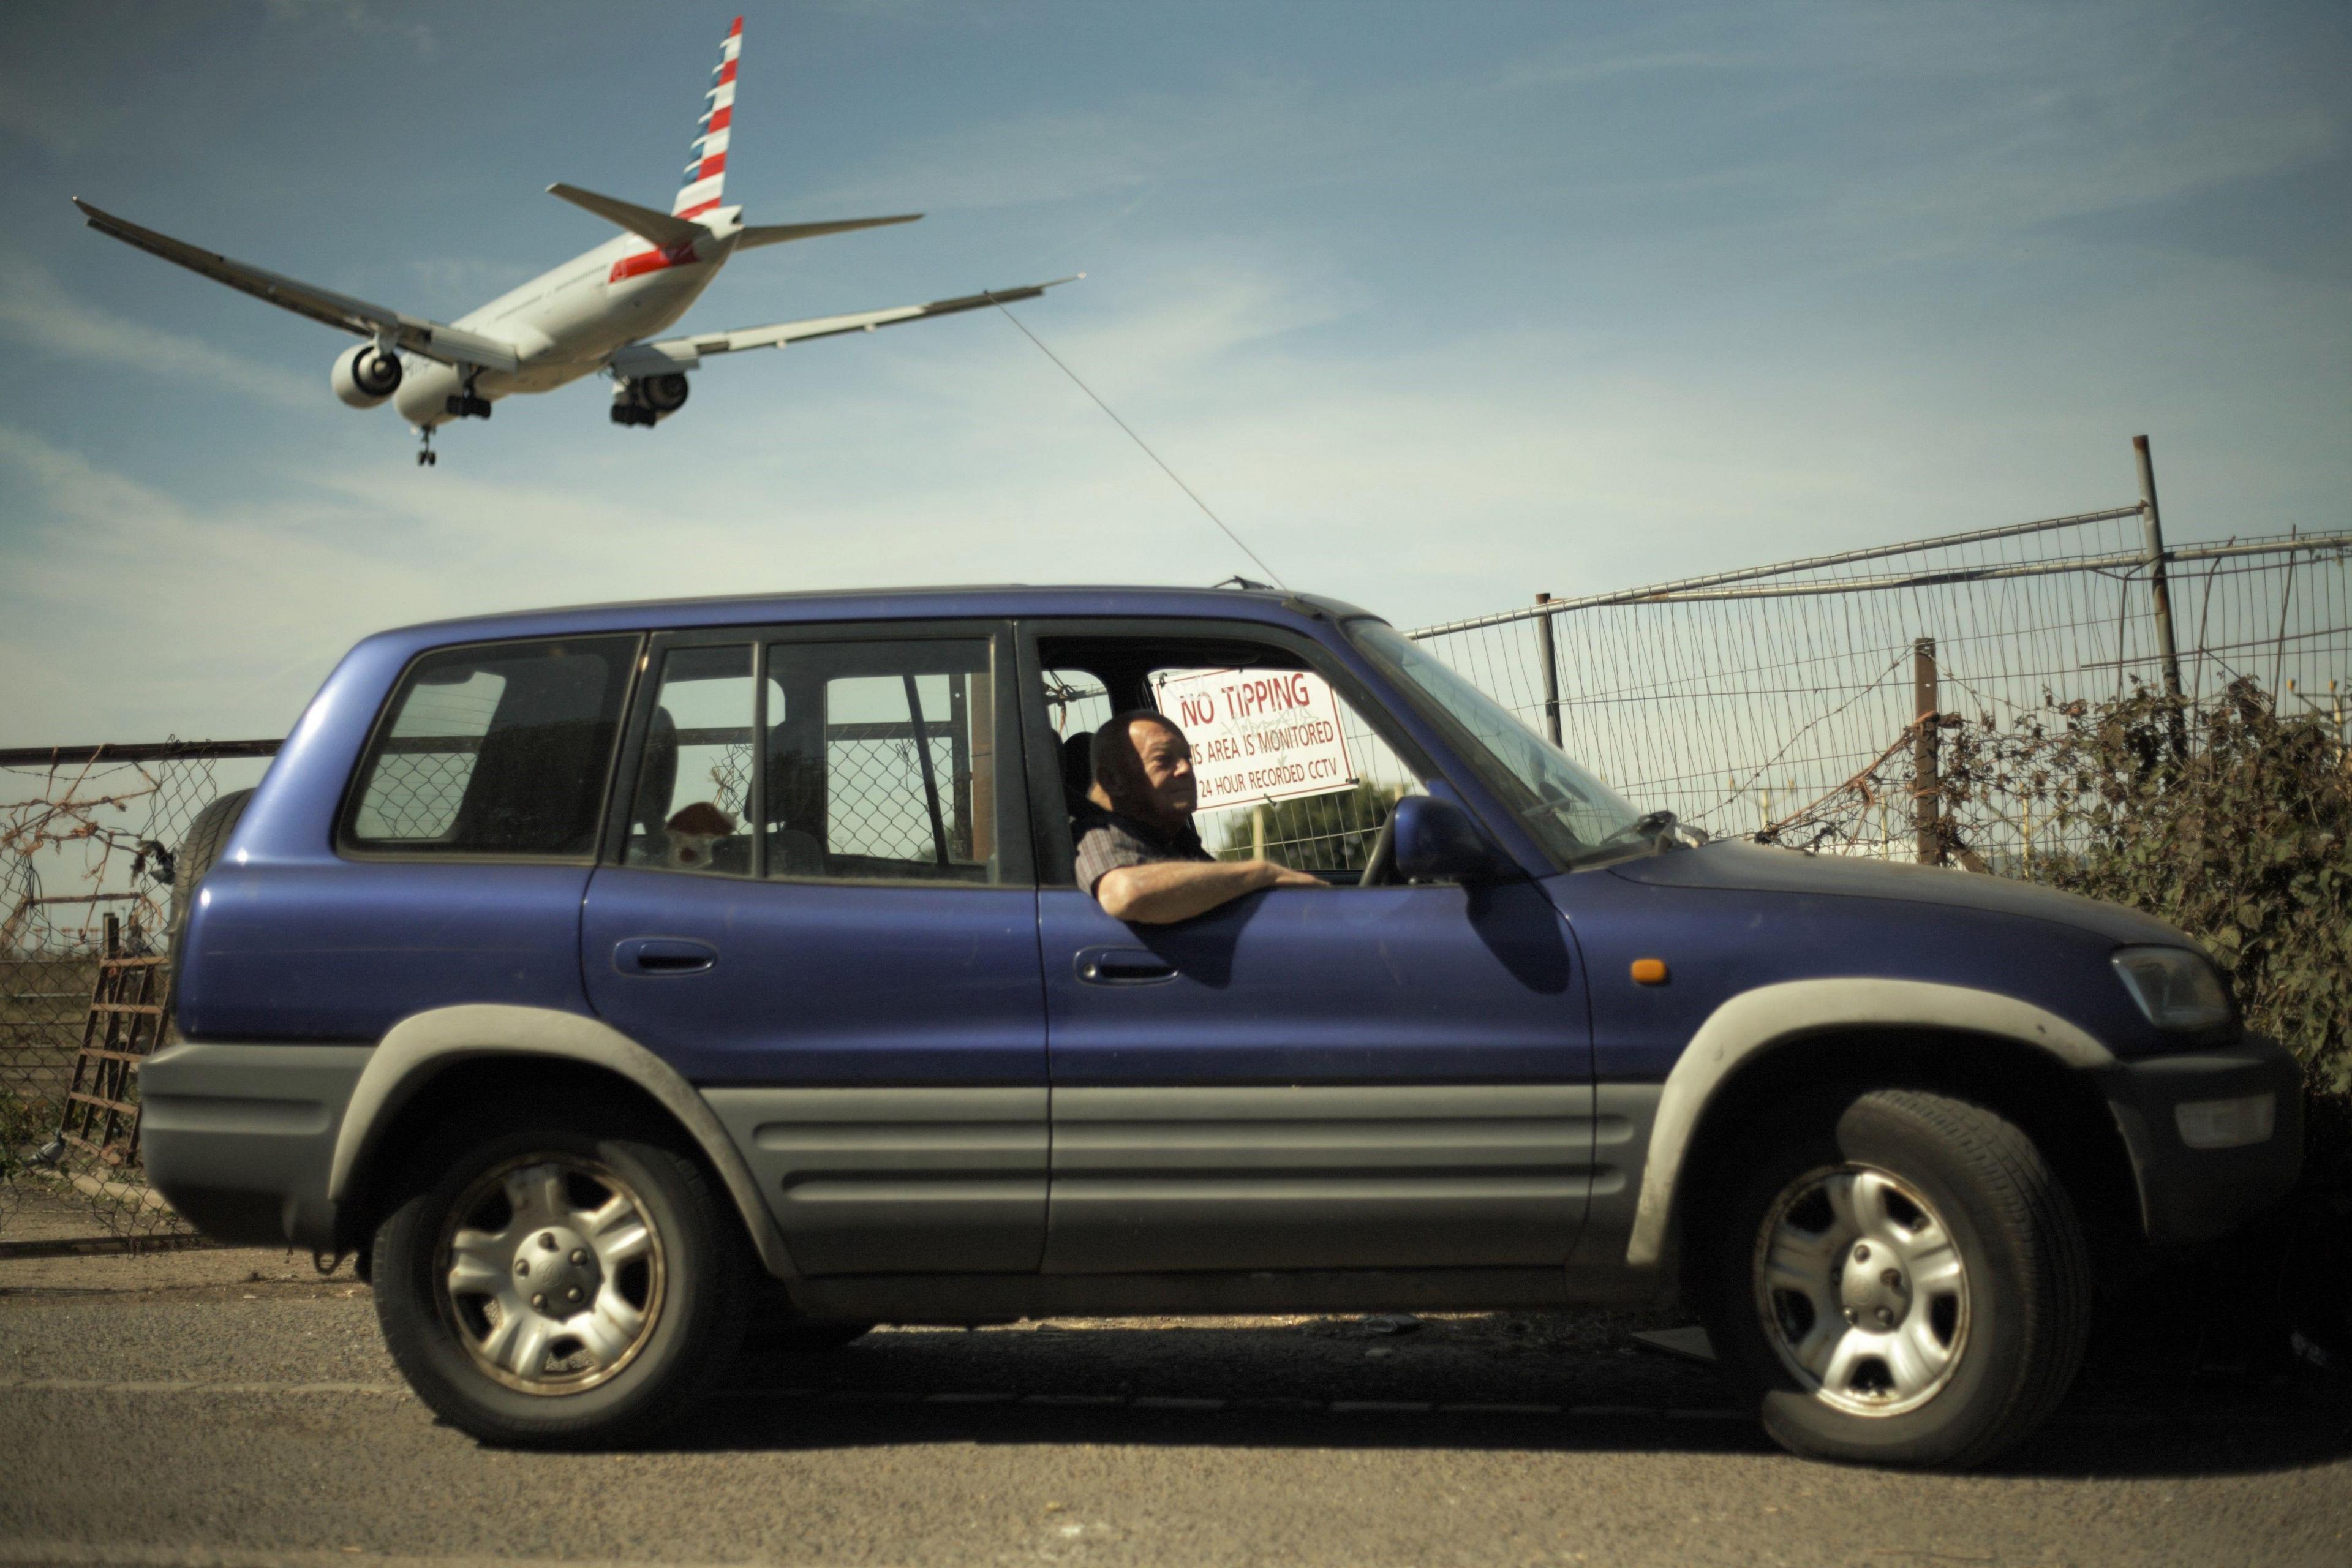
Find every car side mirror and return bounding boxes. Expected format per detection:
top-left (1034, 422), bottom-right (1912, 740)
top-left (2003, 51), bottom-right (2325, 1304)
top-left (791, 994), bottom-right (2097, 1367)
top-left (1390, 796), bottom-right (1518, 885)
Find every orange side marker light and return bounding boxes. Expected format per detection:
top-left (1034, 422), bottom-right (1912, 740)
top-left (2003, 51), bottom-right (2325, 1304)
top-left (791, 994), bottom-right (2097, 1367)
top-left (1630, 958), bottom-right (1669, 986)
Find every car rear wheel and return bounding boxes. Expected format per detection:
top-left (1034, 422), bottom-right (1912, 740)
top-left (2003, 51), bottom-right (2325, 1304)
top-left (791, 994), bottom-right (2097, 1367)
top-left (373, 1123), bottom-right (748, 1448)
top-left (1697, 1087), bottom-right (2092, 1468)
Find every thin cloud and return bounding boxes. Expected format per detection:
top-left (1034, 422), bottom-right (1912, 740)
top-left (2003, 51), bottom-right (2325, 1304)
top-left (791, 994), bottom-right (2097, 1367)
top-left (1498, 49), bottom-right (1768, 91)
top-left (0, 81), bottom-right (79, 157)
top-left (802, 75), bottom-right (1366, 214)
top-left (262, 0), bottom-right (435, 61)
top-left (0, 263), bottom-right (315, 409)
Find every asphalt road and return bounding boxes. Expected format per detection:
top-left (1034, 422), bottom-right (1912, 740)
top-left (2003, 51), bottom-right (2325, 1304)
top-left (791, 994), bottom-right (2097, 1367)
top-left (0, 1244), bottom-right (2345, 1568)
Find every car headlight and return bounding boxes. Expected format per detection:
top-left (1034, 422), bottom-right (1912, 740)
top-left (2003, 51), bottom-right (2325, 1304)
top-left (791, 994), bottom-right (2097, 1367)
top-left (2111, 946), bottom-right (2232, 1032)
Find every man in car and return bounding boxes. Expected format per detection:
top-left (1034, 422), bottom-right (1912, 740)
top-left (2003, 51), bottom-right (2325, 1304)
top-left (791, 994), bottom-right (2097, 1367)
top-left (1077, 709), bottom-right (1325, 923)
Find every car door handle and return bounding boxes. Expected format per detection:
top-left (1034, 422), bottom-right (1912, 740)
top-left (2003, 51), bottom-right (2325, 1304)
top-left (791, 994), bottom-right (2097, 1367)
top-left (1076, 946), bottom-right (1178, 985)
top-left (614, 937), bottom-right (718, 975)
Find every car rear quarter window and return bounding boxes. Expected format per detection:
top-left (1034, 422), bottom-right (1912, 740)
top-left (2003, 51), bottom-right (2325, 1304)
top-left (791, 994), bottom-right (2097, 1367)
top-left (344, 635), bottom-right (638, 858)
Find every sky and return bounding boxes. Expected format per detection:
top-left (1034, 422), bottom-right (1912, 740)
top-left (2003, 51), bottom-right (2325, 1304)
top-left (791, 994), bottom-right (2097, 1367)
top-left (1, 0), bottom-right (2346, 747)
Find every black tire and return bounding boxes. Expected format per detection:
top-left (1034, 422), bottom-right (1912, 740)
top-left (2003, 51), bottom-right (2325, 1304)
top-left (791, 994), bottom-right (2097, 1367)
top-left (1695, 1087), bottom-right (2092, 1469)
top-left (372, 1120), bottom-right (750, 1449)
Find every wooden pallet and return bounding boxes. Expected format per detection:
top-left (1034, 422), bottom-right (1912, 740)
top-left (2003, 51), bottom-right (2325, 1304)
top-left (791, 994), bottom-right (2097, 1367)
top-left (55, 914), bottom-right (168, 1166)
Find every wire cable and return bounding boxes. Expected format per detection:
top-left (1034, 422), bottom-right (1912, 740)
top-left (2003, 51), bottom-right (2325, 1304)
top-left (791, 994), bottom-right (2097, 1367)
top-left (987, 293), bottom-right (1288, 590)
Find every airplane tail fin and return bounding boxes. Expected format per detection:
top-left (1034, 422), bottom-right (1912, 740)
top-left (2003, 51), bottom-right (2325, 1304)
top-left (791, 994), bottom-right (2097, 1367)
top-left (675, 15), bottom-right (742, 220)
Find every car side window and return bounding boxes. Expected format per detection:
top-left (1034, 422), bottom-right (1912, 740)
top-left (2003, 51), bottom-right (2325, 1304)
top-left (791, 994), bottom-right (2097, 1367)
top-left (763, 638), bottom-right (1003, 884)
top-left (1148, 663), bottom-right (1425, 879)
top-left (622, 644), bottom-right (763, 875)
top-left (1034, 633), bottom-right (1427, 884)
top-left (344, 635), bottom-right (637, 858)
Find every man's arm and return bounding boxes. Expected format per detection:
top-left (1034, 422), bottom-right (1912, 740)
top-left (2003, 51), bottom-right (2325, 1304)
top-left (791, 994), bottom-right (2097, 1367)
top-left (1096, 858), bottom-right (1324, 924)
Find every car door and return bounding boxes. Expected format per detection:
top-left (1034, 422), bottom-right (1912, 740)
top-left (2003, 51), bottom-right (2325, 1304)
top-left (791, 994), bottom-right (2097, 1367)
top-left (1019, 619), bottom-right (1598, 1275)
top-left (580, 621), bottom-right (1047, 1274)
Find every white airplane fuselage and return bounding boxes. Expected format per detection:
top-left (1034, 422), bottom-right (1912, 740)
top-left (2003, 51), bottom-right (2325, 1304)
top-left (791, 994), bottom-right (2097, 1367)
top-left (394, 213), bottom-right (744, 428)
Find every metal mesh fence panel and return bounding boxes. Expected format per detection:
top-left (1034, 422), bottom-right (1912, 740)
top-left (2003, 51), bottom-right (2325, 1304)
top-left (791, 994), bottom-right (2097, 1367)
top-left (1409, 514), bottom-right (2351, 868)
top-left (353, 746), bottom-right (477, 840)
top-left (825, 730), bottom-right (970, 862)
top-left (2, 745), bottom-right (269, 1244)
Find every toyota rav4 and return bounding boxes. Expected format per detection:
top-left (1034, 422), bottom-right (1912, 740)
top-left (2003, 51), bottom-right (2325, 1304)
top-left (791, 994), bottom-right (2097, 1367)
top-left (142, 586), bottom-right (2302, 1465)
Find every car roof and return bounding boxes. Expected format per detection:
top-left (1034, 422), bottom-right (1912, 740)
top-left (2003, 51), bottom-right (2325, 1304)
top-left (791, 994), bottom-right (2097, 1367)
top-left (371, 585), bottom-right (1383, 645)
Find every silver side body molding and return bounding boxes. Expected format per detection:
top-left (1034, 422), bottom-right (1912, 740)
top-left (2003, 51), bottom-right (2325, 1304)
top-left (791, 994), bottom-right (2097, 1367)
top-left (328, 1004), bottom-right (796, 1278)
top-left (1624, 979), bottom-right (2114, 1268)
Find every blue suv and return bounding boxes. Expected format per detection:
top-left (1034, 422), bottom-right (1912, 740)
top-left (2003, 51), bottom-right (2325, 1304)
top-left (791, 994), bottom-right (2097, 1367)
top-left (141, 587), bottom-right (2302, 1465)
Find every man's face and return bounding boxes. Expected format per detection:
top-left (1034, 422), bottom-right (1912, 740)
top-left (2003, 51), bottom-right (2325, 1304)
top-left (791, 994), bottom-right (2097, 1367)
top-left (1112, 717), bottom-right (1197, 831)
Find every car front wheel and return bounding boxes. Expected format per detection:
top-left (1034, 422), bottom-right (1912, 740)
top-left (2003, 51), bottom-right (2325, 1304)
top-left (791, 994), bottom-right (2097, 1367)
top-left (374, 1123), bottom-right (748, 1448)
top-left (1698, 1087), bottom-right (2092, 1468)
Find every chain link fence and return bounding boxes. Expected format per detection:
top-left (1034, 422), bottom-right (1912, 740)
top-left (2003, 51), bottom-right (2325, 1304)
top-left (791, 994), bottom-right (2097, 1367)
top-left (1409, 503), bottom-right (2349, 868)
top-left (1, 744), bottom-right (270, 1246)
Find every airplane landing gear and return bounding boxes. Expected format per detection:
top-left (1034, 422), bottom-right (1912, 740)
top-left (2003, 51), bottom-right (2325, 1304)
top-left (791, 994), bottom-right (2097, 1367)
top-left (443, 372), bottom-right (492, 421)
top-left (417, 429), bottom-right (439, 467)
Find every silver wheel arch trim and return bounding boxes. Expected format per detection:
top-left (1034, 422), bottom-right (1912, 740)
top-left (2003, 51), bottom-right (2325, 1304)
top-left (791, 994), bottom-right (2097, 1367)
top-left (1624, 978), bottom-right (2113, 1268)
top-left (327, 1004), bottom-right (796, 1278)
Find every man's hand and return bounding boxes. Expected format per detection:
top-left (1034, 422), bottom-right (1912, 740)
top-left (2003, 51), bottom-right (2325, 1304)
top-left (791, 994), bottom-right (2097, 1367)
top-left (1096, 858), bottom-right (1325, 924)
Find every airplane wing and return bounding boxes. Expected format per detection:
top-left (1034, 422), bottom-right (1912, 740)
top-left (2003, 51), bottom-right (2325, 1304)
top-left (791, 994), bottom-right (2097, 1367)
top-left (605, 275), bottom-right (1082, 376)
top-left (72, 198), bottom-right (521, 375)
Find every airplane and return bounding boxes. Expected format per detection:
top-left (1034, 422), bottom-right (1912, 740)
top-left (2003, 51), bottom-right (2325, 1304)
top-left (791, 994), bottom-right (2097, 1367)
top-left (72, 16), bottom-right (1076, 465)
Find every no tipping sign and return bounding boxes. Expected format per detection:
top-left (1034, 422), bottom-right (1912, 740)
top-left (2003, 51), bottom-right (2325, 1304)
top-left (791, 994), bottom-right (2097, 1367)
top-left (1152, 667), bottom-right (1357, 813)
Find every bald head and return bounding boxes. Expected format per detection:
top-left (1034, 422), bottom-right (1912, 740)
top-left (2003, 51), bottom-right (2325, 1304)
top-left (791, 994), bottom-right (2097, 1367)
top-left (1091, 709), bottom-right (1196, 832)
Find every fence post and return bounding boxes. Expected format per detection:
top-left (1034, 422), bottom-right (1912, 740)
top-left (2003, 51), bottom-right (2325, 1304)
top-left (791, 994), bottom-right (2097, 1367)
top-left (1534, 592), bottom-right (1563, 747)
top-left (2135, 435), bottom-right (2187, 705)
top-left (1913, 637), bottom-right (1941, 865)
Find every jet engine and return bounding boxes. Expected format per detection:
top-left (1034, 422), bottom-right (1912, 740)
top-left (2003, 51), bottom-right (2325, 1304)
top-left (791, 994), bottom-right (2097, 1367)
top-left (331, 344), bottom-right (403, 408)
top-left (611, 372), bottom-right (690, 427)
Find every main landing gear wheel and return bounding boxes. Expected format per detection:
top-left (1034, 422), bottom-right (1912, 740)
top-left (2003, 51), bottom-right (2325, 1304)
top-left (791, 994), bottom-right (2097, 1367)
top-left (443, 383), bottom-right (492, 420)
top-left (373, 1122), bottom-right (748, 1448)
top-left (1697, 1088), bottom-right (2091, 1469)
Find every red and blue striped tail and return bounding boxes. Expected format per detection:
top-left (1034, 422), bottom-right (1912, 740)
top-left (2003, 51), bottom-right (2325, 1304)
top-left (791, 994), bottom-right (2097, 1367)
top-left (675, 16), bottom-right (742, 221)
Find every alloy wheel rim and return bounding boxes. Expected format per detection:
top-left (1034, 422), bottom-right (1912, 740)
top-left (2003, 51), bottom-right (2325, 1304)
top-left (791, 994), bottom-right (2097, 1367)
top-left (1751, 1163), bottom-right (1970, 1417)
top-left (432, 1154), bottom-right (668, 1396)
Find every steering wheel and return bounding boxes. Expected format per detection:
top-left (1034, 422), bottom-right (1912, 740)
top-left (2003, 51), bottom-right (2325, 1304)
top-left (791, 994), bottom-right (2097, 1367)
top-left (1357, 810), bottom-right (1399, 888)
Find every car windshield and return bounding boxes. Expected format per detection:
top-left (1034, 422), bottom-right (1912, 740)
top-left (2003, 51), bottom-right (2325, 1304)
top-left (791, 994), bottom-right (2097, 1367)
top-left (1347, 619), bottom-right (1652, 869)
